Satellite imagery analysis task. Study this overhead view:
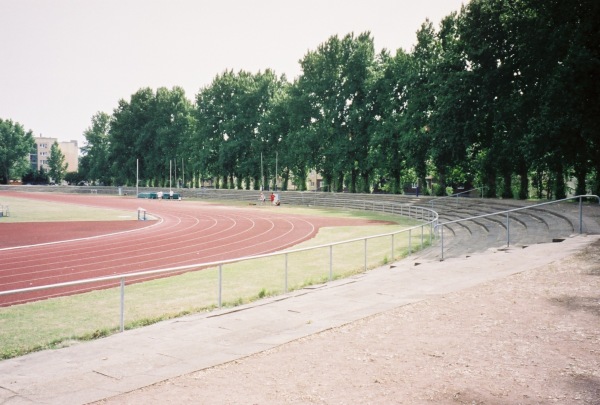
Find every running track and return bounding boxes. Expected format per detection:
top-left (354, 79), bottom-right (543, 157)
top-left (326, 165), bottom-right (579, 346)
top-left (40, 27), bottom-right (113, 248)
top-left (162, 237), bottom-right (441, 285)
top-left (0, 191), bottom-right (382, 306)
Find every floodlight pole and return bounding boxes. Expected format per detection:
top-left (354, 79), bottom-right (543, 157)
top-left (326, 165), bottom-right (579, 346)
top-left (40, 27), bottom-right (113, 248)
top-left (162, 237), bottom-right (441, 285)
top-left (261, 152), bottom-right (264, 191)
top-left (136, 158), bottom-right (139, 197)
top-left (169, 159), bottom-right (172, 192)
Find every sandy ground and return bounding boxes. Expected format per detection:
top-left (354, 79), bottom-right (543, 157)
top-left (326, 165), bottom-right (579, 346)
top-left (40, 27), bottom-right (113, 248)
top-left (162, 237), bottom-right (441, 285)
top-left (94, 238), bottom-right (600, 405)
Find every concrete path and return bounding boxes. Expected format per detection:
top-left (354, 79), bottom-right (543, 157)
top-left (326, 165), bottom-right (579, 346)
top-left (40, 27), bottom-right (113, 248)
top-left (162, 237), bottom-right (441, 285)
top-left (1, 234), bottom-right (597, 405)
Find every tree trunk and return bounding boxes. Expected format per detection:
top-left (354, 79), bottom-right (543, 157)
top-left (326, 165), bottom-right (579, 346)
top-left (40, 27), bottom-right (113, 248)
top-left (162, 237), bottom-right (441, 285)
top-left (323, 173), bottom-right (332, 192)
top-left (361, 171), bottom-right (370, 194)
top-left (350, 168), bottom-right (357, 193)
top-left (282, 168), bottom-right (290, 191)
top-left (517, 160), bottom-right (529, 200)
top-left (336, 172), bottom-right (344, 192)
top-left (553, 162), bottom-right (566, 200)
top-left (574, 162), bottom-right (587, 196)
top-left (501, 171), bottom-right (512, 199)
top-left (393, 174), bottom-right (401, 194)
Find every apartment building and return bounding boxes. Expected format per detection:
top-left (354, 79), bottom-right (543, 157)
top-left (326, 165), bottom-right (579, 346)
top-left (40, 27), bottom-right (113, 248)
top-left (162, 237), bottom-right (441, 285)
top-left (30, 136), bottom-right (79, 173)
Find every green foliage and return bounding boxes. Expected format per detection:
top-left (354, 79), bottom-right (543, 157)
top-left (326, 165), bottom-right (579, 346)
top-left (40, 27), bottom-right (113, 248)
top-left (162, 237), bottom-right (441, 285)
top-left (64, 171), bottom-right (84, 185)
top-left (108, 87), bottom-right (192, 186)
top-left (80, 112), bottom-right (112, 185)
top-left (22, 167), bottom-right (50, 185)
top-left (48, 141), bottom-right (68, 183)
top-left (0, 118), bottom-right (35, 184)
top-left (192, 70), bottom-right (285, 190)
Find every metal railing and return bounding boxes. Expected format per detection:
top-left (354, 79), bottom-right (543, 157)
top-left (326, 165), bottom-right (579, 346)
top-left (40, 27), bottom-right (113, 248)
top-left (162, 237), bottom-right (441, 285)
top-left (429, 187), bottom-right (485, 209)
top-left (435, 195), bottom-right (600, 260)
top-left (0, 201), bottom-right (438, 332)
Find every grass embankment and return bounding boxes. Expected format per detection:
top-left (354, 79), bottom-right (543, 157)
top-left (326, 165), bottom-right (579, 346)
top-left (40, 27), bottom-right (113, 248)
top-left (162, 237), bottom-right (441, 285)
top-left (0, 197), bottom-right (432, 360)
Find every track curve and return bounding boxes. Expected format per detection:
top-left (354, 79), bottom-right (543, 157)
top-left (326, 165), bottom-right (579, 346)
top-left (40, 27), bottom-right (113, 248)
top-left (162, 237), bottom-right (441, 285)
top-left (0, 192), bottom-right (383, 306)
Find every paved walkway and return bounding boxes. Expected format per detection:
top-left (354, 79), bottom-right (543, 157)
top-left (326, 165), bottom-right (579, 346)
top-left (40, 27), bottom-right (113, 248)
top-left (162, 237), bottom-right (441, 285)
top-left (0, 234), bottom-right (598, 405)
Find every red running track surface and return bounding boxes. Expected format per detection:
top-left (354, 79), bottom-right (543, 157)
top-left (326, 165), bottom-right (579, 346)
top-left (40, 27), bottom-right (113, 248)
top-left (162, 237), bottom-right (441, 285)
top-left (0, 192), bottom-right (384, 306)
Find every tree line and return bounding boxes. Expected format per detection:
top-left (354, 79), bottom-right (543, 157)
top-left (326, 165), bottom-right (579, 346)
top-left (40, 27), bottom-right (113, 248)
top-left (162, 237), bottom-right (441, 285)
top-left (3, 0), bottom-right (599, 198)
top-left (0, 119), bottom-right (68, 185)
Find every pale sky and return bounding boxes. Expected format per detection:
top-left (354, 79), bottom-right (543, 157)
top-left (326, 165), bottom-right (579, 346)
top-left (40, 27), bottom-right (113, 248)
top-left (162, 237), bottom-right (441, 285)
top-left (1, 0), bottom-right (467, 147)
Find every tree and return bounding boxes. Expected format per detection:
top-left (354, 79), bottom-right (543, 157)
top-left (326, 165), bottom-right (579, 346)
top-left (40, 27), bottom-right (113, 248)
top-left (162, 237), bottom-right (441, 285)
top-left (48, 141), bottom-right (68, 184)
top-left (369, 49), bottom-right (411, 194)
top-left (108, 87), bottom-right (192, 187)
top-left (255, 73), bottom-right (291, 190)
top-left (193, 71), bottom-right (251, 189)
top-left (109, 88), bottom-right (154, 185)
top-left (296, 32), bottom-right (376, 192)
top-left (286, 79), bottom-right (321, 191)
top-left (522, 0), bottom-right (600, 197)
top-left (192, 70), bottom-right (283, 190)
top-left (0, 118), bottom-right (35, 184)
top-left (403, 20), bottom-right (439, 193)
top-left (80, 112), bottom-right (111, 185)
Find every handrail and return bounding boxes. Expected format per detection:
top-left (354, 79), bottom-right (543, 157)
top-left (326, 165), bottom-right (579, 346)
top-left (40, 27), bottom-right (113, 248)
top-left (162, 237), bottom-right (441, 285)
top-left (1, 200), bottom-right (438, 332)
top-left (435, 195), bottom-right (599, 260)
top-left (429, 187), bottom-right (485, 209)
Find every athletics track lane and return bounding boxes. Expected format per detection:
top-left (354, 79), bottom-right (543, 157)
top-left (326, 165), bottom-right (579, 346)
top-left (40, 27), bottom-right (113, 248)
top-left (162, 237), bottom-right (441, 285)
top-left (0, 192), bottom-right (383, 306)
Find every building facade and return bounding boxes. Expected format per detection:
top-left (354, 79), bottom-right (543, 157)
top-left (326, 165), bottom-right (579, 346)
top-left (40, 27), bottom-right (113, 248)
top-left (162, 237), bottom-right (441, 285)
top-left (30, 136), bottom-right (79, 173)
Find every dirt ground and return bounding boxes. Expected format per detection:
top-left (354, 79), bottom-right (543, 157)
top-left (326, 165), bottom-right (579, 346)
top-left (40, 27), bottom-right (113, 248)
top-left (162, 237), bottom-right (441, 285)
top-left (97, 239), bottom-right (600, 405)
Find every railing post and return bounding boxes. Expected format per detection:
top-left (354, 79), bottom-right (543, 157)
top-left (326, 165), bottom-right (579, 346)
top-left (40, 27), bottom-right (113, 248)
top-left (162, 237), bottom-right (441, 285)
top-left (284, 253), bottom-right (288, 293)
top-left (441, 225), bottom-right (445, 260)
top-left (506, 212), bottom-right (510, 247)
top-left (218, 264), bottom-right (222, 308)
top-left (391, 233), bottom-right (394, 263)
top-left (120, 278), bottom-right (125, 333)
top-left (430, 221), bottom-right (433, 244)
top-left (329, 245), bottom-right (333, 281)
top-left (364, 239), bottom-right (367, 271)
top-left (579, 196), bottom-right (583, 234)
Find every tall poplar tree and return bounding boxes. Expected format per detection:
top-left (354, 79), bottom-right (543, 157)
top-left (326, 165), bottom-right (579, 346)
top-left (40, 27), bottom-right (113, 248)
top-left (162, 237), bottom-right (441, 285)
top-left (48, 141), bottom-right (68, 184)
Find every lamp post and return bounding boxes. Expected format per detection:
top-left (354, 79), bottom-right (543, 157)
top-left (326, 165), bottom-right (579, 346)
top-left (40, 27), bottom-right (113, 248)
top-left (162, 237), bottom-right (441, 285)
top-left (261, 152), bottom-right (264, 191)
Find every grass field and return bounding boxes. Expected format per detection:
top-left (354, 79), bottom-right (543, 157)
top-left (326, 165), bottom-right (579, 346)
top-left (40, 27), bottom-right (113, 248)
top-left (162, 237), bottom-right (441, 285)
top-left (0, 196), bottom-right (431, 360)
top-left (0, 195), bottom-right (138, 222)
